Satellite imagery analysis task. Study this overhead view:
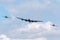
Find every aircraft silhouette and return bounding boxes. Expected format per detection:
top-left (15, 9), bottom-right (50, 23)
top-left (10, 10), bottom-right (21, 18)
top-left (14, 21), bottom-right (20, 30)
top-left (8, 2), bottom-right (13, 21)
top-left (4, 16), bottom-right (9, 18)
top-left (52, 24), bottom-right (56, 26)
top-left (16, 17), bottom-right (43, 23)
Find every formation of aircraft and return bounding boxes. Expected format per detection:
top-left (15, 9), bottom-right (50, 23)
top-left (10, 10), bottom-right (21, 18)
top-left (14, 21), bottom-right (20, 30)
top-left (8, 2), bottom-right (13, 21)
top-left (4, 16), bottom-right (56, 26)
top-left (16, 17), bottom-right (43, 23)
top-left (4, 16), bottom-right (43, 23)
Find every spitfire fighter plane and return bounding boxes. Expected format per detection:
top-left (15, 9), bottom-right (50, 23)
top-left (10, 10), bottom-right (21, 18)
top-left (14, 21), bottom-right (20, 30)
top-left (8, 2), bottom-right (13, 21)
top-left (4, 16), bottom-right (9, 18)
top-left (52, 24), bottom-right (56, 26)
top-left (16, 17), bottom-right (43, 23)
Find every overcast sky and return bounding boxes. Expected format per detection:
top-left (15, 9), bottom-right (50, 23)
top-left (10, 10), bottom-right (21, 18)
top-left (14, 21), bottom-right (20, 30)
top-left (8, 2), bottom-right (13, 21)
top-left (0, 0), bottom-right (60, 40)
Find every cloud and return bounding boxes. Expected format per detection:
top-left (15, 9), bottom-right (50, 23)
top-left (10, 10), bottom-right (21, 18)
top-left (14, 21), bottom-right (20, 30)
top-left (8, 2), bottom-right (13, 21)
top-left (9, 21), bottom-right (58, 39)
top-left (3, 0), bottom-right (59, 20)
top-left (0, 34), bottom-right (47, 40)
top-left (4, 0), bottom-right (51, 16)
top-left (0, 21), bottom-right (60, 40)
top-left (32, 37), bottom-right (47, 40)
top-left (0, 34), bottom-right (10, 40)
top-left (22, 37), bottom-right (47, 40)
top-left (16, 21), bottom-right (55, 32)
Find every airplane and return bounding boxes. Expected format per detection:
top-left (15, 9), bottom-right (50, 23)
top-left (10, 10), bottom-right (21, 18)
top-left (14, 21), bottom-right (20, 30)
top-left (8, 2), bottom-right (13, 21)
top-left (4, 16), bottom-right (9, 18)
top-left (16, 17), bottom-right (43, 23)
top-left (52, 24), bottom-right (56, 26)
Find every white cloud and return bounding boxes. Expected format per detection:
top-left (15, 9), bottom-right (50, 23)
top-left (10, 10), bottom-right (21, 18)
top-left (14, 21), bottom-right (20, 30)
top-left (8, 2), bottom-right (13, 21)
top-left (10, 21), bottom-right (57, 39)
top-left (0, 34), bottom-right (10, 40)
top-left (0, 34), bottom-right (47, 40)
top-left (16, 21), bottom-right (55, 32)
top-left (0, 21), bottom-right (60, 40)
top-left (4, 0), bottom-right (51, 16)
top-left (21, 37), bottom-right (47, 40)
top-left (33, 37), bottom-right (47, 40)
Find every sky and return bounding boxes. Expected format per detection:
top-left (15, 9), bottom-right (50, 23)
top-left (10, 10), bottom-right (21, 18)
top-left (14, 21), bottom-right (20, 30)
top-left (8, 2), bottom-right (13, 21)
top-left (0, 0), bottom-right (60, 40)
